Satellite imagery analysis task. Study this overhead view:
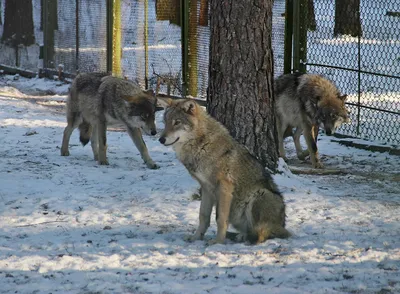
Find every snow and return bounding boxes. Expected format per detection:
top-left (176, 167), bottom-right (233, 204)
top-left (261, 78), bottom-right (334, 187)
top-left (0, 78), bottom-right (399, 293)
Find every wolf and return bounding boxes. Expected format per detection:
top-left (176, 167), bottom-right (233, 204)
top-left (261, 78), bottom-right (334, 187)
top-left (61, 73), bottom-right (159, 169)
top-left (158, 98), bottom-right (290, 245)
top-left (274, 73), bottom-right (350, 168)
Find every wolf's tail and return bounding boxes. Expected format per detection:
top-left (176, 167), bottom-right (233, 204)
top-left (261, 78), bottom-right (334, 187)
top-left (78, 120), bottom-right (92, 146)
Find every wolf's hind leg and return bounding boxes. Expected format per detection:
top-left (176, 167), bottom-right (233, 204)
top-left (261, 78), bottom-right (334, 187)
top-left (61, 112), bottom-right (81, 156)
top-left (90, 124), bottom-right (99, 161)
top-left (97, 118), bottom-right (109, 165)
top-left (249, 190), bottom-right (290, 244)
top-left (293, 127), bottom-right (309, 160)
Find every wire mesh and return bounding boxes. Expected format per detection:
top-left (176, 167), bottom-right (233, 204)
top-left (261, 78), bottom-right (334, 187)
top-left (304, 0), bottom-right (400, 145)
top-left (52, 0), bottom-right (77, 73)
top-left (118, 0), bottom-right (182, 95)
top-left (272, 0), bottom-right (286, 77)
top-left (185, 0), bottom-right (209, 100)
top-left (119, 0), bottom-right (145, 86)
top-left (0, 0), bottom-right (398, 146)
top-left (148, 0), bottom-right (182, 95)
top-left (78, 0), bottom-right (107, 73)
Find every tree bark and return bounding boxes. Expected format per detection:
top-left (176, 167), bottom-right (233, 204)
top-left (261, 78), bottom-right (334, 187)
top-left (207, 0), bottom-right (278, 171)
top-left (334, 0), bottom-right (362, 37)
top-left (1, 0), bottom-right (35, 47)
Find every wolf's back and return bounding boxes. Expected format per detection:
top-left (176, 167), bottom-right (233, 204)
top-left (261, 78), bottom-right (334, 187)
top-left (274, 72), bottom-right (305, 97)
top-left (99, 76), bottom-right (143, 98)
top-left (74, 72), bottom-right (110, 96)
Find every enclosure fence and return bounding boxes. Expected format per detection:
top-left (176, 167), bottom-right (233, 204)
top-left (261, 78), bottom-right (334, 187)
top-left (0, 0), bottom-right (398, 145)
top-left (285, 0), bottom-right (400, 145)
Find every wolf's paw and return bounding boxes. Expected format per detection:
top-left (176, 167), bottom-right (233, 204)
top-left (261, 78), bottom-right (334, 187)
top-left (207, 238), bottom-right (225, 246)
top-left (60, 149), bottom-right (70, 156)
top-left (297, 150), bottom-right (309, 160)
top-left (99, 159), bottom-right (109, 165)
top-left (184, 233), bottom-right (203, 242)
top-left (146, 161), bottom-right (159, 170)
top-left (312, 161), bottom-right (324, 169)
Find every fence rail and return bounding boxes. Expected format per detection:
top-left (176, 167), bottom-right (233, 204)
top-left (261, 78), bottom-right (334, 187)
top-left (0, 0), bottom-right (398, 146)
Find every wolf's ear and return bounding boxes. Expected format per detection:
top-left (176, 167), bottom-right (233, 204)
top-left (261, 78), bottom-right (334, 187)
top-left (339, 94), bottom-right (347, 101)
top-left (157, 97), bottom-right (174, 109)
top-left (180, 100), bottom-right (197, 115)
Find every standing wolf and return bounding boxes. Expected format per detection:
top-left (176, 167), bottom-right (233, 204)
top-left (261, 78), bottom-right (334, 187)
top-left (275, 73), bottom-right (350, 168)
top-left (158, 99), bottom-right (290, 244)
top-left (61, 73), bottom-right (159, 169)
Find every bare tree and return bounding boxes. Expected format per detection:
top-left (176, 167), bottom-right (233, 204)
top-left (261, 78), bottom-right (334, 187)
top-left (334, 0), bottom-right (362, 37)
top-left (207, 0), bottom-right (279, 171)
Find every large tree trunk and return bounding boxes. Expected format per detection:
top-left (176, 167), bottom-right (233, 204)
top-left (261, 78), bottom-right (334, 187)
top-left (334, 0), bottom-right (362, 37)
top-left (207, 0), bottom-right (278, 171)
top-left (1, 0), bottom-right (35, 47)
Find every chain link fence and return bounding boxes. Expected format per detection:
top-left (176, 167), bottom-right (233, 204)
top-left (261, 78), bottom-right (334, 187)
top-left (289, 0), bottom-right (399, 145)
top-left (0, 0), bottom-right (398, 146)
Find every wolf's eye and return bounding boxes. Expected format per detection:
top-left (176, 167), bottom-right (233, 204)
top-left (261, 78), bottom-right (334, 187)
top-left (173, 120), bottom-right (181, 126)
top-left (141, 114), bottom-right (149, 120)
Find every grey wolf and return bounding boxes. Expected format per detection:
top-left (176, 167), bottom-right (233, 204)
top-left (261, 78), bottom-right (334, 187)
top-left (158, 98), bottom-right (290, 245)
top-left (61, 73), bottom-right (159, 169)
top-left (274, 73), bottom-right (349, 168)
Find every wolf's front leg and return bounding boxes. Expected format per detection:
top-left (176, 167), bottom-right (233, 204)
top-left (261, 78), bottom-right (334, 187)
top-left (97, 118), bottom-right (109, 165)
top-left (186, 188), bottom-right (214, 242)
top-left (127, 127), bottom-right (159, 169)
top-left (303, 126), bottom-right (323, 168)
top-left (213, 179), bottom-right (234, 244)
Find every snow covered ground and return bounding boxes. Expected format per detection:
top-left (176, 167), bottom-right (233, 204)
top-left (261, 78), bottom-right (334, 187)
top-left (0, 79), bottom-right (399, 294)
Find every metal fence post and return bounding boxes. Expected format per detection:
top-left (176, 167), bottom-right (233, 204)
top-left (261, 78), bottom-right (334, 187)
top-left (181, 0), bottom-right (189, 97)
top-left (113, 0), bottom-right (122, 76)
top-left (292, 0), bottom-right (308, 73)
top-left (356, 24), bottom-right (361, 136)
top-left (106, 0), bottom-right (113, 73)
top-left (284, 0), bottom-right (293, 74)
top-left (42, 0), bottom-right (48, 71)
top-left (144, 0), bottom-right (149, 89)
top-left (76, 0), bottom-right (79, 72)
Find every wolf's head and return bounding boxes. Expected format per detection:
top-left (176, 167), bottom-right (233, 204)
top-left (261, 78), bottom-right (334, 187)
top-left (158, 99), bottom-right (200, 147)
top-left (316, 94), bottom-right (350, 136)
top-left (123, 89), bottom-right (158, 136)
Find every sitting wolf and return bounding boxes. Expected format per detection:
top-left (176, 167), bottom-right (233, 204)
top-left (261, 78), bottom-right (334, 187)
top-left (158, 98), bottom-right (290, 245)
